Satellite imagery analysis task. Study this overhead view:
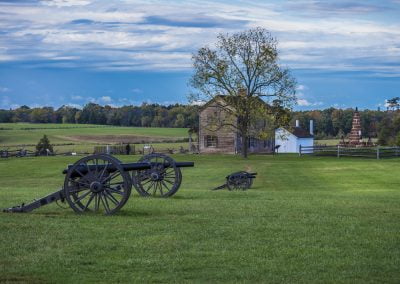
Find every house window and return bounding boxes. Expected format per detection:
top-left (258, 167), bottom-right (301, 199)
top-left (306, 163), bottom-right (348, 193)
top-left (248, 137), bottom-right (257, 148)
top-left (264, 139), bottom-right (271, 148)
top-left (205, 135), bottom-right (218, 147)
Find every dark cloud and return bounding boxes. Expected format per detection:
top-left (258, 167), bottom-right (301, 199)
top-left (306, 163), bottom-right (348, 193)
top-left (69, 19), bottom-right (95, 25)
top-left (67, 14), bottom-right (248, 30)
top-left (313, 1), bottom-right (388, 13)
top-left (67, 19), bottom-right (129, 29)
top-left (141, 15), bottom-right (248, 28)
top-left (285, 0), bottom-right (388, 16)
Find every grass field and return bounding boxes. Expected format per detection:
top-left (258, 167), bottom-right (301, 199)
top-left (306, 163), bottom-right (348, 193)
top-left (316, 138), bottom-right (378, 146)
top-left (0, 154), bottom-right (399, 283)
top-left (0, 123), bottom-right (189, 153)
top-left (0, 123), bottom-right (356, 154)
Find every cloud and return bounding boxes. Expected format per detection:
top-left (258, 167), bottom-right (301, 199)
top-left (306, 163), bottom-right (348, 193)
top-left (296, 84), bottom-right (307, 91)
top-left (131, 88), bottom-right (143, 94)
top-left (0, 0), bottom-right (38, 3)
top-left (384, 99), bottom-right (391, 108)
top-left (40, 0), bottom-right (92, 7)
top-left (0, 95), bottom-right (19, 109)
top-left (1, 95), bottom-right (10, 108)
top-left (99, 96), bottom-right (112, 103)
top-left (117, 97), bottom-right (138, 105)
top-left (71, 95), bottom-right (83, 100)
top-left (0, 86), bottom-right (10, 92)
top-left (0, 0), bottom-right (399, 77)
top-left (142, 15), bottom-right (248, 28)
top-left (69, 18), bottom-right (95, 25)
top-left (65, 103), bottom-right (82, 109)
top-left (296, 89), bottom-right (323, 107)
top-left (297, 98), bottom-right (323, 107)
top-left (297, 99), bottom-right (312, 106)
top-left (285, 1), bottom-right (388, 16)
top-left (85, 96), bottom-right (113, 104)
top-left (190, 100), bottom-right (206, 106)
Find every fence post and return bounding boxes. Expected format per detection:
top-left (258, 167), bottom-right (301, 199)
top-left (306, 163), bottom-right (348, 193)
top-left (376, 147), bottom-right (380, 160)
top-left (337, 145), bottom-right (340, 158)
top-left (299, 145), bottom-right (302, 156)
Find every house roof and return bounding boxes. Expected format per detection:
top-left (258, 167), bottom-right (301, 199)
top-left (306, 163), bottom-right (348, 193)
top-left (199, 95), bottom-right (268, 113)
top-left (291, 127), bottom-right (314, 138)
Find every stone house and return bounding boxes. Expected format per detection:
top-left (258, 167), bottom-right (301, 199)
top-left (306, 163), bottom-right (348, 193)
top-left (198, 96), bottom-right (275, 154)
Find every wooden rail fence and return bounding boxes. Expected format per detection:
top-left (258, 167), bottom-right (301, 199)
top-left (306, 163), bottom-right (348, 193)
top-left (299, 145), bottom-right (400, 159)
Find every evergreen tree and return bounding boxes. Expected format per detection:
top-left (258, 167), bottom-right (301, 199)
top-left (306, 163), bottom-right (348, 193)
top-left (36, 135), bottom-right (53, 155)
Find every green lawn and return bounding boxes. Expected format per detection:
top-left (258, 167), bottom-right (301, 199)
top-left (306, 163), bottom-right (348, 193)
top-left (0, 123), bottom-right (190, 153)
top-left (0, 154), bottom-right (399, 283)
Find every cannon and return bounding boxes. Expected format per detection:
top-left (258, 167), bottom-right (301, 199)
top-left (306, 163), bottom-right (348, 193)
top-left (3, 153), bottom-right (194, 215)
top-left (212, 171), bottom-right (257, 191)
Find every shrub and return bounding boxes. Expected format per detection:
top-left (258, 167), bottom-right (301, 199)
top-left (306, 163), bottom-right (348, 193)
top-left (36, 135), bottom-right (53, 155)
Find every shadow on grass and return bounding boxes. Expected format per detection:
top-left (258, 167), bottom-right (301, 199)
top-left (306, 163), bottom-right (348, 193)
top-left (115, 210), bottom-right (153, 217)
top-left (0, 275), bottom-right (48, 284)
top-left (168, 195), bottom-right (196, 200)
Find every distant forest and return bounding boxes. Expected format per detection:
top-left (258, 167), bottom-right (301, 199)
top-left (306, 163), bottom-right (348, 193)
top-left (1, 103), bottom-right (400, 145)
top-left (0, 103), bottom-right (199, 129)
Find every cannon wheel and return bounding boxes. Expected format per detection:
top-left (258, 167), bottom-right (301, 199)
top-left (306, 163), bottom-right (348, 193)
top-left (133, 153), bottom-right (182, 197)
top-left (226, 171), bottom-right (252, 191)
top-left (64, 154), bottom-right (132, 215)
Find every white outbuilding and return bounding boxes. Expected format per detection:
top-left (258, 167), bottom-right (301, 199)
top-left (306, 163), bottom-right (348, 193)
top-left (275, 120), bottom-right (314, 153)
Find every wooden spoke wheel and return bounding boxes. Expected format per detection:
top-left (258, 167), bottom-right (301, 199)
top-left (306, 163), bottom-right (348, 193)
top-left (133, 153), bottom-right (182, 197)
top-left (63, 154), bottom-right (132, 215)
top-left (226, 171), bottom-right (252, 191)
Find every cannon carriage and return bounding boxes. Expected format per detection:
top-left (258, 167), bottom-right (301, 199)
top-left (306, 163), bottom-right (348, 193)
top-left (213, 171), bottom-right (257, 191)
top-left (4, 153), bottom-right (194, 215)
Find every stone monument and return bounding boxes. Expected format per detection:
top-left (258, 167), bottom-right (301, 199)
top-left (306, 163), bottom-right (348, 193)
top-left (348, 107), bottom-right (362, 145)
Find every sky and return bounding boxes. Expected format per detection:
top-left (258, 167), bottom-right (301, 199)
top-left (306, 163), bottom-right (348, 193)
top-left (0, 0), bottom-right (399, 111)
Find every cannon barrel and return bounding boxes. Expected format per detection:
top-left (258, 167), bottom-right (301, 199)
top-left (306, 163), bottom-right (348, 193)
top-left (63, 162), bottom-right (151, 175)
top-left (63, 161), bottom-right (194, 176)
top-left (169, 162), bottom-right (194, 168)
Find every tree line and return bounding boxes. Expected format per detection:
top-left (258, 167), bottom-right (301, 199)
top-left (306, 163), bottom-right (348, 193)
top-left (292, 108), bottom-right (385, 139)
top-left (2, 103), bottom-right (400, 145)
top-left (0, 103), bottom-right (199, 129)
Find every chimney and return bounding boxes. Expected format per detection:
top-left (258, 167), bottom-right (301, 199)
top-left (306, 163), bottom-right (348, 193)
top-left (310, 120), bottom-right (314, 135)
top-left (295, 120), bottom-right (300, 127)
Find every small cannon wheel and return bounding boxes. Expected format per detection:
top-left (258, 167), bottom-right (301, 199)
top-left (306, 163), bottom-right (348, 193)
top-left (227, 171), bottom-right (252, 191)
top-left (133, 153), bottom-right (182, 197)
top-left (63, 154), bottom-right (132, 215)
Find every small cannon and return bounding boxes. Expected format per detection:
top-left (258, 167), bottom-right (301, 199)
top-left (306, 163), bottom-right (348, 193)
top-left (3, 153), bottom-right (194, 215)
top-left (213, 171), bottom-right (257, 191)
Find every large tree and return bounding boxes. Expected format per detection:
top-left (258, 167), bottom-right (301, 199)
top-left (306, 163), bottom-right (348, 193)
top-left (189, 27), bottom-right (297, 158)
top-left (387, 97), bottom-right (400, 111)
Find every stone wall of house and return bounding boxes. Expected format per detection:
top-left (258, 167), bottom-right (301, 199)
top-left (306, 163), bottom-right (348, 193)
top-left (198, 98), bottom-right (275, 154)
top-left (199, 102), bottom-right (237, 154)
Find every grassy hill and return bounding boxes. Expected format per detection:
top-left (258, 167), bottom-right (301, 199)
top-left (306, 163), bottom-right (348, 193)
top-left (0, 123), bottom-right (190, 153)
top-left (0, 154), bottom-right (399, 282)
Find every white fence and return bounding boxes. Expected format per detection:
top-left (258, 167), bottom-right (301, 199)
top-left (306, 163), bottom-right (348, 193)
top-left (299, 145), bottom-right (400, 159)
